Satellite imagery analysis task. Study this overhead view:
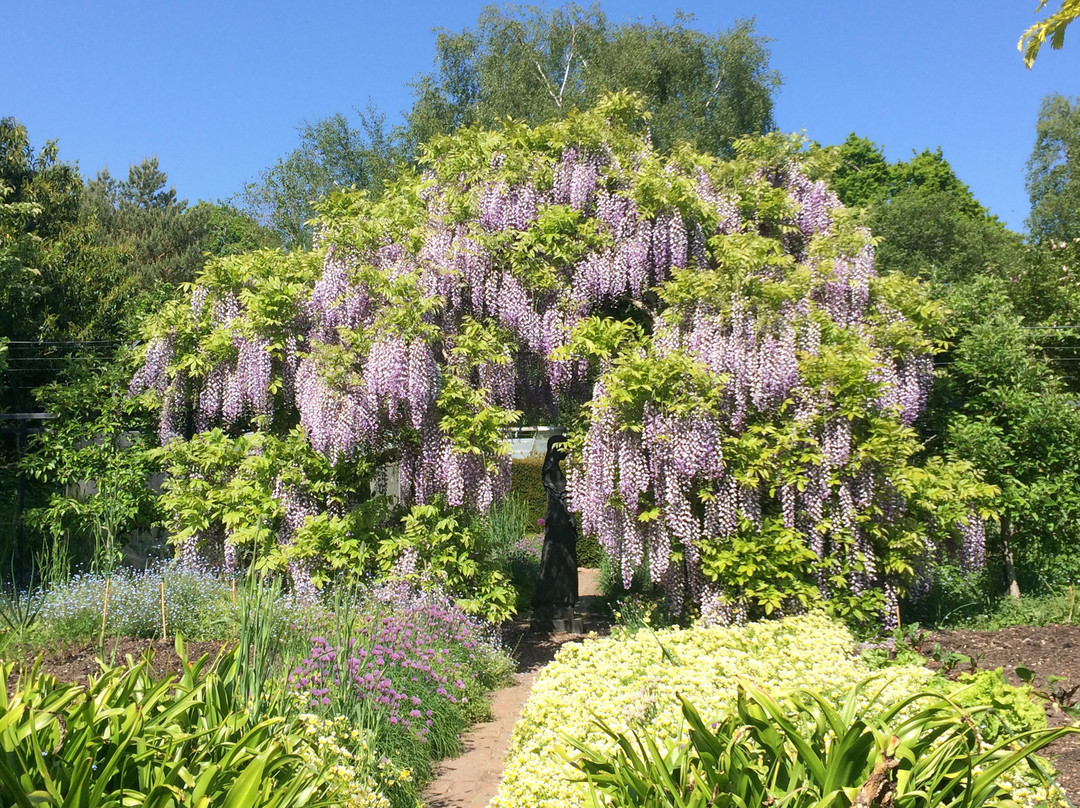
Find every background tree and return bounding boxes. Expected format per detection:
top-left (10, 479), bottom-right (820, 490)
top-left (832, 135), bottom-right (1019, 288)
top-left (0, 117), bottom-right (85, 342)
top-left (0, 123), bottom-right (276, 574)
top-left (1027, 93), bottom-right (1080, 246)
top-left (242, 108), bottom-right (400, 248)
top-left (828, 134), bottom-right (892, 209)
top-left (406, 5), bottom-right (779, 155)
top-left (84, 157), bottom-right (281, 321)
top-left (828, 132), bottom-right (1080, 600)
top-left (930, 298), bottom-right (1080, 597)
top-left (185, 200), bottom-right (281, 257)
top-left (85, 158), bottom-right (204, 290)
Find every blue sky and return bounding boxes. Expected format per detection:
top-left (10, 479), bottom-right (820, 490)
top-left (3, 1), bottom-right (1078, 232)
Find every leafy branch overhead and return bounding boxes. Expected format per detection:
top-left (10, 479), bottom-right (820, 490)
top-left (1020, 0), bottom-right (1080, 66)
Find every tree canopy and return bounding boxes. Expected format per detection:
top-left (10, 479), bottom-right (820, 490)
top-left (830, 134), bottom-right (1018, 288)
top-left (1027, 93), bottom-right (1080, 246)
top-left (406, 5), bottom-right (779, 156)
top-left (827, 130), bottom-right (1080, 600)
top-left (0, 116), bottom-right (87, 341)
top-left (243, 4), bottom-right (781, 249)
top-left (134, 97), bottom-right (993, 624)
top-left (242, 109), bottom-right (399, 249)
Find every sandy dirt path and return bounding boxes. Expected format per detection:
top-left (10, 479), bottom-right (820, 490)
top-left (421, 569), bottom-right (605, 808)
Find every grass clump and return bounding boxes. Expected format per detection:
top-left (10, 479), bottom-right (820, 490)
top-left (950, 589), bottom-right (1079, 630)
top-left (484, 494), bottom-right (542, 612)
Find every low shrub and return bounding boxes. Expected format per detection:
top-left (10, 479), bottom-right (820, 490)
top-left (941, 668), bottom-right (1048, 742)
top-left (575, 520), bottom-right (604, 568)
top-left (510, 457), bottom-right (546, 525)
top-left (483, 496), bottom-right (543, 612)
top-left (486, 494), bottom-right (534, 560)
top-left (379, 501), bottom-right (518, 622)
top-left (507, 543), bottom-right (543, 615)
top-left (904, 561), bottom-right (998, 626)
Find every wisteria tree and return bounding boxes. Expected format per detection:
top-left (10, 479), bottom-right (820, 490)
top-left (132, 94), bottom-right (995, 624)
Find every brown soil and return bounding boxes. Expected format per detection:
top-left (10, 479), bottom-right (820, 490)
top-left (6, 637), bottom-right (225, 688)
top-left (925, 625), bottom-right (1080, 802)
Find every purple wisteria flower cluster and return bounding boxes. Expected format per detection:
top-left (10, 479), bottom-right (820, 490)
top-left (564, 160), bottom-right (984, 625)
top-left (132, 106), bottom-right (987, 625)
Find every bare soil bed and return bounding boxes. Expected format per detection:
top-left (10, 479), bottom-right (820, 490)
top-left (7, 637), bottom-right (225, 687)
top-left (926, 625), bottom-right (1080, 801)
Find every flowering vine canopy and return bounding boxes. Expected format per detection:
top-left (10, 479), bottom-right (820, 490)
top-left (132, 93), bottom-right (996, 625)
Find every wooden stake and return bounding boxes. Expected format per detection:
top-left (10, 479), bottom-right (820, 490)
top-left (160, 579), bottom-right (167, 641)
top-left (100, 578), bottom-right (111, 641)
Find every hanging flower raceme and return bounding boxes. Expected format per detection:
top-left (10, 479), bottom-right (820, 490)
top-left (130, 97), bottom-right (995, 624)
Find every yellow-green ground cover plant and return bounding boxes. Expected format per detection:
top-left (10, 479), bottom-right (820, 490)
top-left (490, 613), bottom-right (1071, 808)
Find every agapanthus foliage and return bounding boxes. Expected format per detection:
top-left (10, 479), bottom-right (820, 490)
top-left (133, 93), bottom-right (995, 623)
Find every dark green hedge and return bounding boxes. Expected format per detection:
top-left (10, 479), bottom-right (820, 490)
top-left (510, 457), bottom-right (546, 526)
top-left (509, 457), bottom-right (604, 568)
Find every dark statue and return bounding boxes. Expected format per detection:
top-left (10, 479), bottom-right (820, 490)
top-left (532, 435), bottom-right (578, 610)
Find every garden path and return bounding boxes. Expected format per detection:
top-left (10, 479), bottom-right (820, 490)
top-left (420, 568), bottom-right (608, 808)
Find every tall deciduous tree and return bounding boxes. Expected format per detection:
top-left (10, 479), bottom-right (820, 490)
top-left (407, 5), bottom-right (779, 156)
top-left (185, 201), bottom-right (281, 258)
top-left (1027, 93), bottom-right (1080, 245)
top-left (832, 135), bottom-right (1020, 288)
top-left (242, 108), bottom-right (400, 249)
top-left (829, 134), bottom-right (892, 209)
